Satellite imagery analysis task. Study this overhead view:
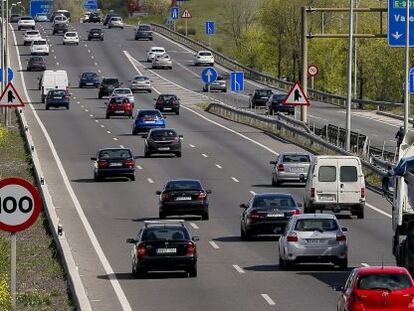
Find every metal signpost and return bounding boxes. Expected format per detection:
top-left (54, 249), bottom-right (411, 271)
top-left (205, 21), bottom-right (215, 47)
top-left (0, 178), bottom-right (42, 308)
top-left (201, 67), bottom-right (218, 93)
top-left (170, 6), bottom-right (180, 32)
top-left (181, 8), bottom-right (192, 36)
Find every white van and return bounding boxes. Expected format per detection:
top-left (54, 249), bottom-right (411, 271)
top-left (303, 155), bottom-right (366, 218)
top-left (39, 70), bottom-right (69, 102)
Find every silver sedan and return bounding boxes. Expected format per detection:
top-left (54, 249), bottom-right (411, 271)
top-left (278, 214), bottom-right (348, 269)
top-left (152, 54), bottom-right (172, 69)
top-left (270, 152), bottom-right (311, 186)
top-left (111, 88), bottom-right (135, 105)
top-left (129, 75), bottom-right (151, 93)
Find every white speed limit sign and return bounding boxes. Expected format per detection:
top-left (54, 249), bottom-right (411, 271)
top-left (0, 178), bottom-right (42, 232)
top-left (308, 65), bottom-right (319, 77)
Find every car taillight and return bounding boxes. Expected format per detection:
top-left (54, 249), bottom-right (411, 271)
top-left (336, 234), bottom-right (347, 241)
top-left (123, 159), bottom-right (135, 168)
top-left (186, 242), bottom-right (196, 256)
top-left (248, 210), bottom-right (260, 220)
top-left (361, 188), bottom-right (365, 198)
top-left (287, 233), bottom-right (298, 242)
top-left (161, 193), bottom-right (170, 201)
top-left (198, 192), bottom-right (207, 200)
top-left (292, 209), bottom-right (301, 215)
top-left (277, 164), bottom-right (284, 172)
top-left (310, 188), bottom-right (315, 198)
top-left (136, 244), bottom-right (147, 257)
top-left (97, 159), bottom-right (108, 168)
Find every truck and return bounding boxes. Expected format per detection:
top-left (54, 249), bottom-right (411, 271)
top-left (39, 70), bottom-right (69, 103)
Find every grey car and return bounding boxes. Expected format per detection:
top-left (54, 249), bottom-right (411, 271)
top-left (278, 214), bottom-right (348, 269)
top-left (129, 75), bottom-right (151, 93)
top-left (144, 128), bottom-right (182, 158)
top-left (270, 152), bottom-right (311, 186)
top-left (152, 54), bottom-right (172, 69)
top-left (203, 75), bottom-right (227, 92)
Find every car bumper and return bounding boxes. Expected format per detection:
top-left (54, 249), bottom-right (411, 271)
top-left (18, 24), bottom-right (35, 29)
top-left (195, 59), bottom-right (214, 65)
top-left (310, 201), bottom-right (365, 212)
top-left (130, 84), bottom-right (151, 91)
top-left (31, 50), bottom-right (49, 55)
top-left (28, 65), bottom-right (46, 70)
top-left (284, 243), bottom-right (347, 262)
top-left (246, 220), bottom-right (289, 234)
top-left (81, 82), bottom-right (100, 87)
top-left (252, 100), bottom-right (268, 106)
top-left (96, 168), bottom-right (135, 177)
top-left (160, 201), bottom-right (208, 214)
top-left (153, 62), bottom-right (172, 68)
top-left (63, 39), bottom-right (79, 44)
top-left (155, 105), bottom-right (179, 112)
top-left (89, 36), bottom-right (103, 40)
top-left (209, 84), bottom-right (226, 91)
top-left (147, 143), bottom-right (181, 153)
top-left (135, 35), bottom-right (152, 40)
top-left (137, 256), bottom-right (196, 271)
top-left (134, 124), bottom-right (165, 133)
top-left (275, 172), bottom-right (308, 182)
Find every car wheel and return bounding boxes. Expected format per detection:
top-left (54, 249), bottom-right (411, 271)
top-left (18, 27), bottom-right (20, 31)
top-left (148, 89), bottom-right (152, 93)
top-left (63, 42), bottom-right (65, 45)
top-left (188, 265), bottom-right (197, 278)
top-left (272, 176), bottom-right (279, 187)
top-left (223, 89), bottom-right (227, 93)
top-left (201, 211), bottom-right (209, 221)
top-left (98, 93), bottom-right (102, 99)
top-left (176, 152), bottom-right (182, 158)
top-left (133, 266), bottom-right (146, 278)
top-left (66, 105), bottom-right (69, 110)
top-left (175, 110), bottom-right (180, 115)
top-left (132, 130), bottom-right (137, 135)
top-left (240, 224), bottom-right (247, 240)
top-left (357, 207), bottom-right (364, 219)
top-left (105, 114), bottom-right (109, 119)
top-left (284, 259), bottom-right (293, 269)
top-left (94, 172), bottom-right (102, 182)
top-left (337, 259), bottom-right (348, 270)
top-left (130, 175), bottom-right (135, 181)
top-left (159, 211), bottom-right (166, 219)
top-left (45, 105), bottom-right (49, 110)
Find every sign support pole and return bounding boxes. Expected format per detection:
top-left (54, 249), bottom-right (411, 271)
top-left (11, 232), bottom-right (16, 309)
top-left (300, 7), bottom-right (308, 123)
top-left (345, 0), bottom-right (354, 152)
top-left (405, 0), bottom-right (411, 134)
top-left (5, 0), bottom-right (9, 128)
top-left (185, 18), bottom-right (188, 36)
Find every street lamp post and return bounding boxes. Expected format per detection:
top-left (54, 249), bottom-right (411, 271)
top-left (345, 0), bottom-right (355, 151)
top-left (404, 0), bottom-right (410, 135)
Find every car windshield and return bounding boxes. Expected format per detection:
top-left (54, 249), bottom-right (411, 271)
top-left (99, 149), bottom-right (131, 158)
top-left (159, 54), bottom-right (170, 59)
top-left (358, 274), bottom-right (412, 291)
top-left (133, 76), bottom-right (148, 81)
top-left (295, 219), bottom-right (339, 232)
top-left (66, 33), bottom-right (77, 37)
top-left (150, 130), bottom-right (177, 139)
top-left (256, 90), bottom-right (272, 97)
top-left (142, 227), bottom-right (189, 241)
top-left (252, 196), bottom-right (296, 209)
top-left (159, 95), bottom-right (176, 101)
top-left (217, 76), bottom-right (225, 81)
top-left (138, 111), bottom-right (161, 118)
top-left (20, 17), bottom-right (33, 21)
top-left (282, 154), bottom-right (310, 163)
top-left (48, 90), bottom-right (66, 97)
top-left (114, 89), bottom-right (131, 94)
top-left (165, 180), bottom-right (202, 191)
top-left (103, 79), bottom-right (118, 84)
top-left (33, 41), bottom-right (46, 45)
top-left (82, 72), bottom-right (97, 78)
top-left (91, 29), bottom-right (101, 33)
top-left (199, 52), bottom-right (212, 56)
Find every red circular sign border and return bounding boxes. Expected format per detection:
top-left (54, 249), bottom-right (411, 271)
top-left (0, 178), bottom-right (42, 232)
top-left (308, 64), bottom-right (319, 77)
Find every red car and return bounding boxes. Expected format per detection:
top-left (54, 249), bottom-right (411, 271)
top-left (105, 96), bottom-right (133, 119)
top-left (337, 266), bottom-right (414, 311)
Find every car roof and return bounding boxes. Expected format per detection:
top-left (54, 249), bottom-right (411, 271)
top-left (149, 128), bottom-right (177, 132)
top-left (98, 147), bottom-right (131, 152)
top-left (82, 71), bottom-right (97, 74)
top-left (139, 109), bottom-right (161, 113)
top-left (280, 152), bottom-right (311, 156)
top-left (354, 266), bottom-right (411, 275)
top-left (167, 179), bottom-right (201, 183)
top-left (255, 88), bottom-right (272, 91)
top-left (159, 94), bottom-right (176, 96)
top-left (198, 50), bottom-right (212, 53)
top-left (293, 213), bottom-right (338, 220)
top-left (113, 88), bottom-right (131, 91)
top-left (102, 77), bottom-right (118, 80)
top-left (253, 193), bottom-right (294, 198)
top-left (151, 46), bottom-right (165, 50)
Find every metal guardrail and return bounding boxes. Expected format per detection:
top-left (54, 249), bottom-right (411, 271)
top-left (151, 23), bottom-right (403, 109)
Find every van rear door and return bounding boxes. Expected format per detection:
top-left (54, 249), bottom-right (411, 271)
top-left (315, 161), bottom-right (338, 203)
top-left (338, 158), bottom-right (361, 204)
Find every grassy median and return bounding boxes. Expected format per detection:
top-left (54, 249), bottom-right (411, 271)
top-left (0, 112), bottom-right (73, 310)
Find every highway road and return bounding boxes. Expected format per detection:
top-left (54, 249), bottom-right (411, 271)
top-left (9, 22), bottom-right (397, 310)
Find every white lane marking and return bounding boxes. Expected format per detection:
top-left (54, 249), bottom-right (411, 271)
top-left (88, 49), bottom-right (91, 53)
top-left (232, 265), bottom-right (245, 274)
top-left (119, 145), bottom-right (124, 148)
top-left (89, 114), bottom-right (93, 117)
top-left (231, 177), bottom-right (240, 183)
top-left (77, 101), bottom-right (80, 104)
top-left (250, 190), bottom-right (256, 195)
top-left (95, 120), bottom-right (99, 123)
top-left (261, 294), bottom-right (276, 306)
top-left (189, 144), bottom-right (195, 148)
top-left (106, 130), bottom-right (111, 134)
top-left (53, 55), bottom-right (56, 59)
top-left (189, 222), bottom-right (199, 229)
top-left (215, 164), bottom-right (222, 169)
top-left (98, 69), bottom-right (101, 73)
top-left (147, 178), bottom-right (154, 184)
top-left (113, 138), bottom-right (118, 141)
top-left (209, 241), bottom-right (220, 249)
top-left (85, 109), bottom-right (89, 112)
top-left (11, 27), bottom-right (133, 311)
top-left (81, 105), bottom-right (84, 108)
top-left (366, 203), bottom-right (391, 219)
top-left (56, 62), bottom-right (60, 66)
top-left (136, 165), bottom-right (143, 170)
top-left (202, 153), bottom-right (208, 158)
top-left (91, 55), bottom-right (94, 59)
top-left (361, 263), bottom-right (370, 267)
top-left (94, 62), bottom-right (98, 66)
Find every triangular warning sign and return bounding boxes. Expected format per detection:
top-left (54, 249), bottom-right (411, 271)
top-left (0, 82), bottom-right (25, 107)
top-left (283, 81), bottom-right (310, 106)
top-left (181, 9), bottom-right (192, 18)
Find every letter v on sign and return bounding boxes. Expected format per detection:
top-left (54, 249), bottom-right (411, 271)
top-left (0, 82), bottom-right (25, 107)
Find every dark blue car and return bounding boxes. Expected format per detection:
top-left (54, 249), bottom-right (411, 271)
top-left (132, 109), bottom-right (166, 135)
top-left (79, 72), bottom-right (100, 88)
top-left (45, 89), bottom-right (70, 110)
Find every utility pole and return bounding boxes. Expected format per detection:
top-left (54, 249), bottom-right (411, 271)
top-left (404, 0), bottom-right (410, 135)
top-left (301, 6), bottom-right (308, 123)
top-left (1, 0), bottom-right (4, 122)
top-left (5, 0), bottom-right (8, 126)
top-left (345, 0), bottom-right (354, 151)
top-left (354, 0), bottom-right (360, 99)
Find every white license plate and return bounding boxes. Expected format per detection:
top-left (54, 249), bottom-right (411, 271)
top-left (306, 239), bottom-right (328, 244)
top-left (158, 147), bottom-right (170, 151)
top-left (109, 162), bottom-right (122, 167)
top-left (145, 121), bottom-right (156, 124)
top-left (156, 248), bottom-right (177, 254)
top-left (291, 167), bottom-right (305, 173)
top-left (267, 213), bottom-right (284, 218)
top-left (53, 97), bottom-right (61, 99)
top-left (114, 110), bottom-right (124, 114)
top-left (86, 83), bottom-right (93, 85)
top-left (163, 108), bottom-right (172, 111)
top-left (319, 194), bottom-right (335, 201)
top-left (175, 197), bottom-right (192, 201)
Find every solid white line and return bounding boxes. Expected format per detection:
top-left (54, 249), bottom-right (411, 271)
top-left (261, 294), bottom-right (276, 306)
top-left (232, 265), bottom-right (245, 274)
top-left (202, 153), bottom-right (208, 158)
top-left (56, 62), bottom-right (60, 66)
top-left (85, 109), bottom-right (89, 112)
top-left (209, 241), bottom-right (219, 249)
top-left (11, 27), bottom-right (133, 311)
top-left (136, 165), bottom-right (143, 170)
top-left (88, 49), bottom-right (91, 53)
top-left (189, 144), bottom-right (195, 148)
top-left (361, 263), bottom-right (370, 267)
top-left (231, 177), bottom-right (240, 183)
top-left (95, 120), bottom-right (99, 123)
top-left (81, 105), bottom-right (84, 108)
top-left (215, 164), bottom-right (222, 169)
top-left (189, 222), bottom-right (199, 229)
top-left (366, 203), bottom-right (391, 219)
top-left (250, 190), bottom-right (256, 195)
top-left (147, 178), bottom-right (154, 184)
top-left (113, 138), bottom-right (118, 141)
top-left (91, 55), bottom-right (94, 59)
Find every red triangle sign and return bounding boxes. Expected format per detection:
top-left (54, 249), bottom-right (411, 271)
top-left (181, 9), bottom-right (192, 18)
top-left (0, 82), bottom-right (25, 107)
top-left (283, 81), bottom-right (310, 106)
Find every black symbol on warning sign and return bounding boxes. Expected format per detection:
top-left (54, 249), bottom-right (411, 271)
top-left (294, 89), bottom-right (302, 102)
top-left (7, 90), bottom-right (15, 103)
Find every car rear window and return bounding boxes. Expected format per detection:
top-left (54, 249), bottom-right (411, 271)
top-left (33, 41), bottom-right (46, 45)
top-left (114, 89), bottom-right (131, 94)
top-left (150, 130), bottom-right (177, 139)
top-left (358, 274), bottom-right (412, 291)
top-left (340, 166), bottom-right (358, 182)
top-left (27, 31), bottom-right (38, 35)
top-left (103, 79), bottom-right (118, 84)
top-left (153, 49), bottom-right (165, 53)
top-left (138, 25), bottom-right (151, 31)
top-left (255, 90), bottom-right (272, 97)
top-left (252, 196), bottom-right (296, 209)
top-left (30, 56), bottom-right (43, 61)
top-left (133, 76), bottom-right (148, 81)
top-left (83, 72), bottom-right (97, 78)
top-left (48, 90), bottom-right (66, 97)
top-left (199, 52), bottom-right (212, 56)
top-left (142, 227), bottom-right (189, 241)
top-left (138, 110), bottom-right (161, 118)
top-left (272, 95), bottom-right (285, 103)
top-left (91, 29), bottom-right (101, 33)
top-left (111, 17), bottom-right (121, 21)
top-left (110, 97), bottom-right (129, 104)
top-left (282, 154), bottom-right (310, 163)
top-left (99, 149), bottom-right (131, 158)
top-left (165, 180), bottom-right (202, 191)
top-left (318, 166), bottom-right (336, 182)
top-left (20, 17), bottom-right (33, 21)
top-left (295, 219), bottom-right (339, 232)
top-left (159, 95), bottom-right (176, 101)
top-left (65, 32), bottom-right (77, 37)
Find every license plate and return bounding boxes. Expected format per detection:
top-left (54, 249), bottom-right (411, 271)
top-left (86, 83), bottom-right (93, 85)
top-left (53, 97), bottom-right (61, 99)
top-left (156, 248), bottom-right (177, 254)
top-left (109, 162), bottom-right (122, 167)
top-left (158, 147), bottom-right (170, 151)
top-left (291, 167), bottom-right (305, 173)
top-left (114, 110), bottom-right (124, 114)
top-left (163, 108), bottom-right (172, 111)
top-left (175, 197), bottom-right (192, 201)
top-left (306, 239), bottom-right (327, 244)
top-left (319, 194), bottom-right (335, 201)
top-left (145, 121), bottom-right (156, 124)
top-left (267, 213), bottom-right (284, 218)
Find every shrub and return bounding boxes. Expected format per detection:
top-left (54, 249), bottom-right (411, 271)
top-left (0, 275), bottom-right (11, 311)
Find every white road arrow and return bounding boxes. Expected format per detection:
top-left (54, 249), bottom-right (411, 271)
top-left (392, 32), bottom-right (403, 40)
top-left (206, 69), bottom-right (213, 82)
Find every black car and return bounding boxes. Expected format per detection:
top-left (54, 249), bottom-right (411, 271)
top-left (98, 77), bottom-right (120, 98)
top-left (266, 94), bottom-right (294, 115)
top-left (10, 14), bottom-right (20, 23)
top-left (91, 148), bottom-right (135, 181)
top-left (135, 24), bottom-right (153, 40)
top-left (45, 89), bottom-right (70, 110)
top-left (103, 13), bottom-right (119, 26)
top-left (88, 28), bottom-right (104, 41)
top-left (126, 221), bottom-right (199, 278)
top-left (79, 72), bottom-right (100, 88)
top-left (240, 193), bottom-right (301, 239)
top-left (53, 23), bottom-right (68, 35)
top-left (154, 94), bottom-right (180, 115)
top-left (250, 89), bottom-right (273, 108)
top-left (157, 179), bottom-right (211, 220)
top-left (144, 128), bottom-right (182, 158)
top-left (86, 12), bottom-right (101, 23)
top-left (27, 56), bottom-right (46, 71)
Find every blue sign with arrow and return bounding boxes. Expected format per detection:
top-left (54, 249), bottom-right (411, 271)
top-left (83, 0), bottom-right (98, 10)
top-left (201, 67), bottom-right (218, 84)
top-left (230, 72), bottom-right (244, 92)
top-left (0, 68), bottom-right (14, 82)
top-left (170, 7), bottom-right (180, 20)
top-left (388, 0), bottom-right (414, 47)
top-left (205, 21), bottom-right (215, 35)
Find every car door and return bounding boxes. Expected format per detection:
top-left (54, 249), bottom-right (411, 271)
top-left (314, 160), bottom-right (338, 203)
top-left (338, 270), bottom-right (356, 311)
top-left (338, 158), bottom-right (361, 205)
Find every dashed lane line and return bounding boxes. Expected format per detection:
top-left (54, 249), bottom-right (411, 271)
top-left (209, 241), bottom-right (220, 249)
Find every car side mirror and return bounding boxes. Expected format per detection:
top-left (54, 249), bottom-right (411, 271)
top-left (163, 115), bottom-right (167, 119)
top-left (156, 191), bottom-right (161, 195)
top-left (192, 236), bottom-right (200, 242)
top-left (90, 157), bottom-right (97, 161)
top-left (270, 161), bottom-right (276, 165)
top-left (342, 227), bottom-right (348, 232)
top-left (334, 285), bottom-right (344, 292)
top-left (206, 190), bottom-right (212, 194)
top-left (126, 238), bottom-right (136, 244)
top-left (240, 203), bottom-right (248, 209)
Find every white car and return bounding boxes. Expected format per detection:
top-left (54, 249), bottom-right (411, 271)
top-left (111, 88), bottom-right (135, 105)
top-left (152, 53), bottom-right (172, 69)
top-left (81, 12), bottom-right (91, 23)
top-left (129, 75), bottom-right (151, 93)
top-left (194, 50), bottom-right (214, 66)
top-left (108, 16), bottom-right (124, 28)
top-left (35, 14), bottom-right (48, 22)
top-left (17, 16), bottom-right (35, 30)
top-left (30, 39), bottom-right (49, 55)
top-left (63, 32), bottom-right (79, 45)
top-left (23, 30), bottom-right (41, 46)
top-left (53, 15), bottom-right (68, 25)
top-left (146, 47), bottom-right (165, 62)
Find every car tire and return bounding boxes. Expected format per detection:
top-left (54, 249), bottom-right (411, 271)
top-left (240, 224), bottom-right (247, 240)
top-left (98, 93), bottom-right (102, 99)
top-left (130, 175), bottom-right (135, 181)
top-left (188, 265), bottom-right (197, 278)
top-left (144, 149), bottom-right (151, 158)
top-left (357, 207), bottom-right (364, 219)
top-left (66, 105), bottom-right (69, 110)
top-left (201, 211), bottom-right (209, 221)
top-left (337, 259), bottom-right (348, 270)
top-left (63, 42), bottom-right (65, 45)
top-left (94, 172), bottom-right (102, 182)
top-left (133, 266), bottom-right (145, 278)
top-left (159, 211), bottom-right (166, 219)
top-left (132, 130), bottom-right (137, 135)
top-left (148, 89), bottom-right (152, 93)
top-left (175, 110), bottom-right (180, 115)
top-left (272, 176), bottom-right (279, 187)
top-left (176, 152), bottom-right (182, 158)
top-left (223, 89), bottom-right (227, 93)
top-left (105, 114), bottom-right (110, 119)
top-left (45, 105), bottom-right (49, 110)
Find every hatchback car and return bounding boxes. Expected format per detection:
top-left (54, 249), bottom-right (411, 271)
top-left (126, 221), bottom-right (198, 277)
top-left (45, 89), bottom-right (70, 110)
top-left (53, 15), bottom-right (68, 25)
top-left (23, 30), bottom-right (41, 46)
top-left (270, 153), bottom-right (311, 186)
top-left (129, 75), bottom-right (151, 93)
top-left (337, 266), bottom-right (414, 311)
top-left (152, 54), bottom-right (172, 69)
top-left (17, 16), bottom-right (35, 30)
top-left (203, 75), bottom-right (227, 92)
top-left (144, 128), bottom-right (182, 158)
top-left (250, 89), bottom-right (273, 108)
top-left (157, 179), bottom-right (211, 220)
top-left (132, 109), bottom-right (166, 135)
top-left (63, 32), bottom-right (79, 45)
top-left (278, 214), bottom-right (348, 269)
top-left (240, 193), bottom-right (301, 239)
top-left (147, 47), bottom-right (166, 62)
top-left (91, 148), bottom-right (135, 181)
top-left (103, 13), bottom-right (119, 26)
top-left (53, 23), bottom-right (68, 35)
top-left (88, 28), bottom-right (104, 41)
top-left (111, 88), bottom-right (135, 105)
top-left (98, 77), bottom-right (120, 98)
top-left (79, 72), bottom-right (100, 88)
top-left (194, 50), bottom-right (214, 66)
top-left (30, 39), bottom-right (49, 55)
top-left (154, 94), bottom-right (180, 114)
top-left (108, 16), bottom-right (124, 28)
top-left (266, 94), bottom-right (294, 115)
top-left (34, 14), bottom-right (48, 22)
top-left (10, 14), bottom-right (20, 23)
top-left (135, 24), bottom-right (152, 40)
top-left (105, 96), bottom-right (133, 119)
top-left (27, 56), bottom-right (46, 71)
top-left (86, 12), bottom-right (101, 23)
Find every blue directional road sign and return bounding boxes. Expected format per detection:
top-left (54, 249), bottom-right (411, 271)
top-left (170, 7), bottom-right (180, 20)
top-left (0, 68), bottom-right (14, 83)
top-left (201, 67), bottom-right (218, 84)
top-left (205, 21), bottom-right (215, 35)
top-left (166, 17), bottom-right (174, 26)
top-left (230, 72), bottom-right (244, 92)
top-left (388, 0), bottom-right (414, 47)
top-left (83, 0), bottom-right (98, 10)
top-left (29, 0), bottom-right (53, 17)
